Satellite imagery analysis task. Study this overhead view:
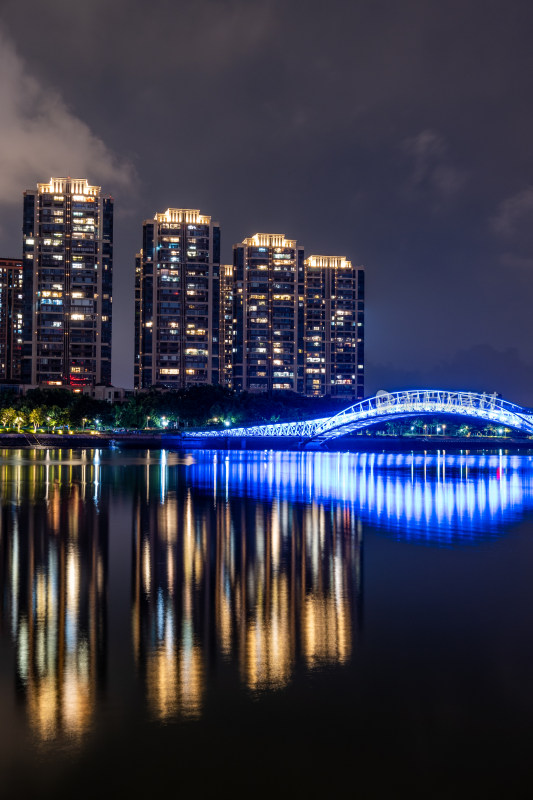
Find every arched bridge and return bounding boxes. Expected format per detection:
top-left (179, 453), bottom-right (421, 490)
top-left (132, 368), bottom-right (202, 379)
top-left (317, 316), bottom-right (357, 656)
top-left (188, 390), bottom-right (533, 444)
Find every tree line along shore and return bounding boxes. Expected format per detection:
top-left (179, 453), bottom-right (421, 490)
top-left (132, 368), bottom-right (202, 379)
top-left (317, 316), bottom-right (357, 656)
top-left (0, 385), bottom-right (523, 439)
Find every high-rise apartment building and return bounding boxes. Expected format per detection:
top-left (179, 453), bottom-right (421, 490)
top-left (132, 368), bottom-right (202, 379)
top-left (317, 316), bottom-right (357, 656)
top-left (135, 209), bottom-right (220, 389)
top-left (0, 258), bottom-right (23, 382)
top-left (220, 264), bottom-right (234, 389)
top-left (22, 178), bottom-right (113, 387)
top-left (303, 256), bottom-right (364, 399)
top-left (232, 234), bottom-right (304, 393)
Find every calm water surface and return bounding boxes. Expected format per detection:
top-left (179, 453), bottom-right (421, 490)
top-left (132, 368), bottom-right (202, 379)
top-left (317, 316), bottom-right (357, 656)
top-left (1, 447), bottom-right (533, 797)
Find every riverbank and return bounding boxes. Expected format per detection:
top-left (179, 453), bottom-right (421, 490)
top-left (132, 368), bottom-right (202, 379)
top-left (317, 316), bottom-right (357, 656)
top-left (179, 434), bottom-right (533, 452)
top-left (0, 431), bottom-right (532, 452)
top-left (0, 431), bottom-right (165, 448)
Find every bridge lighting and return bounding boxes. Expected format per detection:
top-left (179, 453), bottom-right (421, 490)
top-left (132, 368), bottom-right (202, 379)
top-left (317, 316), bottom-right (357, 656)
top-left (187, 390), bottom-right (533, 442)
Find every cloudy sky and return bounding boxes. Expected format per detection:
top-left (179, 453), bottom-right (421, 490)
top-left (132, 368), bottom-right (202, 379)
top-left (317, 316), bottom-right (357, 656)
top-left (1, 0), bottom-right (532, 400)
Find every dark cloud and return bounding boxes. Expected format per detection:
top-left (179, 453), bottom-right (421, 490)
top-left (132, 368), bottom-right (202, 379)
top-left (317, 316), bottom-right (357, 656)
top-left (491, 187), bottom-right (533, 238)
top-left (0, 0), bottom-right (533, 398)
top-left (500, 253), bottom-right (533, 271)
top-left (402, 130), bottom-right (466, 207)
top-left (0, 26), bottom-right (136, 205)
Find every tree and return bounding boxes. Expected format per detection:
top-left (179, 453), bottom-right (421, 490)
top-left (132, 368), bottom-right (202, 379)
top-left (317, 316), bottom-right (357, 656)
top-left (114, 398), bottom-right (146, 430)
top-left (14, 411), bottom-right (26, 432)
top-left (47, 405), bottom-right (70, 430)
top-left (0, 407), bottom-right (17, 429)
top-left (55, 408), bottom-right (71, 429)
top-left (29, 407), bottom-right (46, 432)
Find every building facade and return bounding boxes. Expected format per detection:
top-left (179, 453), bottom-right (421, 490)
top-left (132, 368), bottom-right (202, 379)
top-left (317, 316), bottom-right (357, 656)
top-left (135, 209), bottom-right (220, 390)
top-left (303, 256), bottom-right (364, 399)
top-left (220, 264), bottom-right (234, 389)
top-left (232, 234), bottom-right (304, 393)
top-left (0, 258), bottom-right (23, 382)
top-left (22, 178), bottom-right (113, 387)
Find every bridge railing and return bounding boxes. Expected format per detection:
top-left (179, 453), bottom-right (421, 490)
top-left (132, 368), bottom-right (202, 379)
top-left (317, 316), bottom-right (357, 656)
top-left (189, 416), bottom-right (331, 438)
top-left (185, 390), bottom-right (533, 440)
top-left (312, 390), bottom-right (533, 438)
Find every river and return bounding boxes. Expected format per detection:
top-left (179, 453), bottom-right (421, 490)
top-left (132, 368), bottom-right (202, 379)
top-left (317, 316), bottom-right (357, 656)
top-left (0, 447), bottom-right (532, 797)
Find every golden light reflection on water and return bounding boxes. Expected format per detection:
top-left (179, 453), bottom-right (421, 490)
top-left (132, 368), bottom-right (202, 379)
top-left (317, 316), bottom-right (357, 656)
top-left (132, 469), bottom-right (361, 712)
top-left (0, 451), bottom-right (107, 744)
top-left (132, 490), bottom-right (208, 721)
top-left (0, 448), bottom-right (362, 735)
top-left (4, 445), bottom-right (531, 739)
top-left (1, 446), bottom-right (533, 747)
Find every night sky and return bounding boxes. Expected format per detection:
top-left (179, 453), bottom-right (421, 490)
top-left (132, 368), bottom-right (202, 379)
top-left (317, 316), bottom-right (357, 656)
top-left (1, 0), bottom-right (532, 401)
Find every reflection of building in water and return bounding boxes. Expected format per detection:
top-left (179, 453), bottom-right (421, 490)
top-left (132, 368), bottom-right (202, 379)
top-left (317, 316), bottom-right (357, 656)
top-left (0, 453), bottom-right (107, 741)
top-left (132, 479), bottom-right (205, 721)
top-left (132, 457), bottom-right (362, 716)
top-left (217, 498), bottom-right (361, 691)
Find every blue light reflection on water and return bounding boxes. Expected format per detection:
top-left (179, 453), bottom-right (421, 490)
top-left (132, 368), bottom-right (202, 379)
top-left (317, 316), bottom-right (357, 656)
top-left (182, 450), bottom-right (533, 546)
top-left (3, 446), bottom-right (533, 795)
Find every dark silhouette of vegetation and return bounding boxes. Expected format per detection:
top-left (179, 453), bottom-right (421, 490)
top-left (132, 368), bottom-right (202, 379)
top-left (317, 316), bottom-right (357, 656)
top-left (0, 386), bottom-right (522, 437)
top-left (0, 386), bottom-right (349, 432)
top-left (113, 386), bottom-right (351, 429)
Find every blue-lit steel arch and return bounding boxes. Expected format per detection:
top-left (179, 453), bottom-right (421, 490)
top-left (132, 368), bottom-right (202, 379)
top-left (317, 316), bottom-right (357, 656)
top-left (187, 390), bottom-right (533, 443)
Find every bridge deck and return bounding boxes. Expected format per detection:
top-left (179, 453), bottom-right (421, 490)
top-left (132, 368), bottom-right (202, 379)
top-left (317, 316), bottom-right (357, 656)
top-left (185, 390), bottom-right (533, 444)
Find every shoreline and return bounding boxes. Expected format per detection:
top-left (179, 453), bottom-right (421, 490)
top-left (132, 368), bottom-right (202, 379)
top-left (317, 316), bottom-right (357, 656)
top-left (0, 431), bottom-right (532, 452)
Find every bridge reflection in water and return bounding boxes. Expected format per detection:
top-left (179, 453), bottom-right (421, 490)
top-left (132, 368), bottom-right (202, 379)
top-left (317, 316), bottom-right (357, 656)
top-left (0, 448), bottom-right (533, 740)
top-left (186, 450), bottom-right (533, 544)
